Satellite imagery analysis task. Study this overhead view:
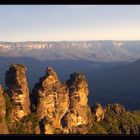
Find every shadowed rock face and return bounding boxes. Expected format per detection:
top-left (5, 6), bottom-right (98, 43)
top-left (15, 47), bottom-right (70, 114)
top-left (0, 85), bottom-right (9, 134)
top-left (33, 67), bottom-right (69, 134)
top-left (66, 72), bottom-right (93, 134)
top-left (5, 64), bottom-right (31, 121)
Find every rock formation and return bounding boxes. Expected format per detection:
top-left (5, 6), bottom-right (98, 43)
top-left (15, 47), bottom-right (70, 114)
top-left (93, 103), bottom-right (105, 122)
top-left (66, 72), bottom-right (93, 134)
top-left (5, 64), bottom-right (31, 121)
top-left (1, 63), bottom-right (140, 134)
top-left (0, 85), bottom-right (9, 134)
top-left (33, 68), bottom-right (92, 134)
top-left (32, 67), bottom-right (69, 134)
top-left (105, 104), bottom-right (125, 115)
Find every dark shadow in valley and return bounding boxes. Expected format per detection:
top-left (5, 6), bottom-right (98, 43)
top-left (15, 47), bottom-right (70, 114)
top-left (0, 56), bottom-right (140, 110)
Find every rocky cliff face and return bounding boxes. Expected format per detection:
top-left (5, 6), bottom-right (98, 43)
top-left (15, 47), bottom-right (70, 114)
top-left (66, 72), bottom-right (93, 134)
top-left (0, 85), bottom-right (9, 134)
top-left (5, 64), bottom-right (31, 121)
top-left (33, 67), bottom-right (70, 134)
top-left (33, 68), bottom-right (92, 134)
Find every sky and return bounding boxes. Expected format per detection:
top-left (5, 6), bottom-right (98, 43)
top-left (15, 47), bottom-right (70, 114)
top-left (0, 5), bottom-right (140, 41)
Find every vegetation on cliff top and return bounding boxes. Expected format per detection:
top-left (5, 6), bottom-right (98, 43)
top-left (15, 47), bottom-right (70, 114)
top-left (89, 105), bottom-right (140, 134)
top-left (10, 113), bottom-right (39, 134)
top-left (3, 91), bottom-right (13, 126)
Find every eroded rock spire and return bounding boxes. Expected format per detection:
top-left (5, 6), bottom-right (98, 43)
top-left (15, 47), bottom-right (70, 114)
top-left (32, 67), bottom-right (69, 134)
top-left (66, 72), bottom-right (93, 134)
top-left (5, 64), bottom-right (31, 121)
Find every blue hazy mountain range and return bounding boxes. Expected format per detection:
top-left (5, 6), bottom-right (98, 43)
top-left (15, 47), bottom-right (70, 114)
top-left (0, 40), bottom-right (140, 110)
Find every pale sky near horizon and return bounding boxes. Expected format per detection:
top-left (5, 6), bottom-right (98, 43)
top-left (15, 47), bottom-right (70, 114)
top-left (0, 5), bottom-right (140, 41)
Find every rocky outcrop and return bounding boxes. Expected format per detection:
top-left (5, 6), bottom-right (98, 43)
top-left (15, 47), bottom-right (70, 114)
top-left (66, 72), bottom-right (93, 134)
top-left (5, 64), bottom-right (31, 121)
top-left (1, 63), bottom-right (140, 134)
top-left (33, 69), bottom-right (92, 134)
top-left (105, 104), bottom-right (125, 115)
top-left (93, 103), bottom-right (105, 122)
top-left (2, 65), bottom-right (92, 134)
top-left (0, 85), bottom-right (9, 134)
top-left (32, 67), bottom-right (69, 134)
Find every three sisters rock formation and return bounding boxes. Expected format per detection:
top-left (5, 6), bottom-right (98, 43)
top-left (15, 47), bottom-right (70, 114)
top-left (0, 64), bottom-right (93, 134)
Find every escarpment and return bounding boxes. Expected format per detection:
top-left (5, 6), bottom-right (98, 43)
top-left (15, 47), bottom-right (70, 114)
top-left (5, 64), bottom-right (31, 122)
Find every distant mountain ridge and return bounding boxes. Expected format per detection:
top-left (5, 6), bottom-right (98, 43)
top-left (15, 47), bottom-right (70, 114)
top-left (1, 40), bottom-right (140, 61)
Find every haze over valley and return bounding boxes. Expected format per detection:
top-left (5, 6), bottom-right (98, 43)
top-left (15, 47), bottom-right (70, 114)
top-left (0, 40), bottom-right (140, 110)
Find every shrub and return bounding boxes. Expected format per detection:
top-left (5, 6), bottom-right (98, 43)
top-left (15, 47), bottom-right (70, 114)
top-left (90, 106), bottom-right (140, 134)
top-left (89, 114), bottom-right (107, 134)
top-left (10, 113), bottom-right (39, 134)
top-left (3, 92), bottom-right (13, 126)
